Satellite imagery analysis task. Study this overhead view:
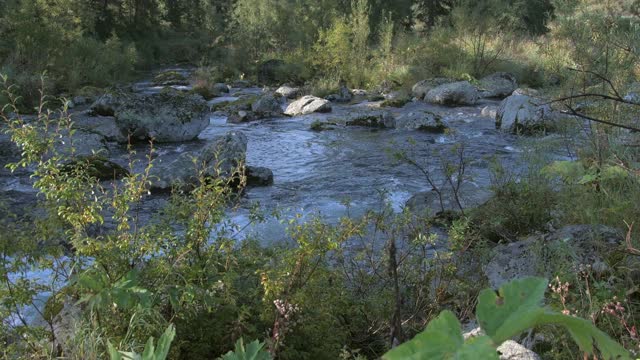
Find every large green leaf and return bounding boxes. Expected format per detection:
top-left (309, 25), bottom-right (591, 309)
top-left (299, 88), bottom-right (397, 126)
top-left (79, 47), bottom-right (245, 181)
top-left (477, 277), bottom-right (631, 360)
top-left (383, 311), bottom-right (498, 360)
top-left (220, 339), bottom-right (272, 360)
top-left (476, 277), bottom-right (548, 344)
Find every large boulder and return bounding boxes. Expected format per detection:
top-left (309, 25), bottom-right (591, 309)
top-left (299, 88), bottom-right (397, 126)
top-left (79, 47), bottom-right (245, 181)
top-left (275, 85), bottom-right (301, 99)
top-left (425, 81), bottom-right (479, 106)
top-left (411, 78), bottom-right (454, 100)
top-left (149, 131), bottom-right (247, 191)
top-left (251, 93), bottom-right (284, 118)
top-left (285, 96), bottom-right (332, 116)
top-left (90, 89), bottom-right (209, 143)
top-left (55, 129), bottom-right (109, 158)
top-left (496, 95), bottom-right (554, 134)
top-left (71, 112), bottom-right (127, 143)
top-left (484, 225), bottom-right (623, 289)
top-left (395, 111), bottom-right (447, 133)
top-left (479, 72), bottom-right (518, 99)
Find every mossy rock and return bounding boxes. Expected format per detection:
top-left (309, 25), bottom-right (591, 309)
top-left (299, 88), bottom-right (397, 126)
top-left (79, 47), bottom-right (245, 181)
top-left (61, 155), bottom-right (129, 181)
top-left (153, 71), bottom-right (189, 86)
top-left (192, 85), bottom-right (215, 100)
top-left (310, 120), bottom-right (337, 131)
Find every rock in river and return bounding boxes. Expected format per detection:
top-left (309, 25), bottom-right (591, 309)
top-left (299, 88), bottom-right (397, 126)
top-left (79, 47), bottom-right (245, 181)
top-left (90, 89), bottom-right (209, 143)
top-left (425, 81), bottom-right (479, 106)
top-left (285, 96), bottom-right (332, 116)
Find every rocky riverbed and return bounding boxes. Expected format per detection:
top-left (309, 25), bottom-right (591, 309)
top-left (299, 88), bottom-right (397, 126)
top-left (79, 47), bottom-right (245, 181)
top-left (0, 67), bottom-right (579, 245)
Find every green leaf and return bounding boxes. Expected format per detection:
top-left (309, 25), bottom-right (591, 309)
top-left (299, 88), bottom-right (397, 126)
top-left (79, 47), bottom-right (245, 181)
top-left (476, 277), bottom-right (548, 344)
top-left (477, 277), bottom-right (631, 359)
top-left (538, 313), bottom-right (630, 360)
top-left (382, 311), bottom-right (498, 360)
top-left (220, 339), bottom-right (272, 360)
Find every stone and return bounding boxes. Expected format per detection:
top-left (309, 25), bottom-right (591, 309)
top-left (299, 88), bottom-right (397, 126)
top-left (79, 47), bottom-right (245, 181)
top-left (484, 225), bottom-right (623, 289)
top-left (251, 93), bottom-right (285, 118)
top-left (90, 89), bottom-right (209, 143)
top-left (496, 94), bottom-right (554, 134)
top-left (411, 78), bottom-right (455, 100)
top-left (276, 85), bottom-right (301, 99)
top-left (425, 81), bottom-right (479, 106)
top-left (149, 131), bottom-right (247, 192)
top-left (246, 166), bottom-right (274, 186)
top-left (285, 96), bottom-right (332, 116)
top-left (343, 112), bottom-right (395, 128)
top-left (479, 72), bottom-right (518, 99)
top-left (61, 156), bottom-right (129, 181)
top-left (71, 112), bottom-right (127, 143)
top-left (497, 341), bottom-right (541, 360)
top-left (395, 111), bottom-right (447, 132)
top-left (326, 85), bottom-right (352, 103)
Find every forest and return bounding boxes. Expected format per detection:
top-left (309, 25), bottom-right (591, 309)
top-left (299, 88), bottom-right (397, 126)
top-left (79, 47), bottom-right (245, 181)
top-left (1, 0), bottom-right (640, 359)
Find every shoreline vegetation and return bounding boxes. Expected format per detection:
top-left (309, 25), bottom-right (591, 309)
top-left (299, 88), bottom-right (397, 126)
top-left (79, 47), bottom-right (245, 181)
top-left (1, 0), bottom-right (640, 359)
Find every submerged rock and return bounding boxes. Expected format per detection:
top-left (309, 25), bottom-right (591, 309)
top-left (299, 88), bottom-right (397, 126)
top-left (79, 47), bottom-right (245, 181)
top-left (425, 81), bottom-right (479, 106)
top-left (90, 89), bottom-right (209, 143)
top-left (478, 72), bottom-right (518, 99)
top-left (285, 96), bottom-right (332, 116)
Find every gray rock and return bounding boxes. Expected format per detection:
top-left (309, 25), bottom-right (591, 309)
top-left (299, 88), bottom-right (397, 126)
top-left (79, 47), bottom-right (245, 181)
top-left (411, 78), bottom-right (455, 100)
top-left (227, 110), bottom-right (257, 124)
top-left (72, 96), bottom-right (89, 106)
top-left (497, 341), bottom-right (541, 360)
top-left (251, 93), bottom-right (284, 118)
top-left (90, 89), bottom-right (209, 143)
top-left (425, 81), bottom-right (479, 106)
top-left (395, 111), bottom-right (447, 132)
top-left (479, 72), bottom-right (518, 99)
top-left (150, 131), bottom-right (247, 192)
top-left (52, 298), bottom-right (82, 354)
top-left (343, 112), bottom-right (395, 128)
top-left (496, 95), bottom-right (554, 134)
top-left (55, 129), bottom-right (109, 158)
top-left (484, 225), bottom-right (623, 289)
top-left (231, 80), bottom-right (251, 88)
top-left (71, 112), bottom-right (127, 143)
top-left (246, 166), bottom-right (274, 186)
top-left (326, 85), bottom-right (353, 103)
top-left (285, 96), bottom-right (332, 116)
top-left (275, 85), bottom-right (301, 99)
top-left (464, 328), bottom-right (540, 360)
